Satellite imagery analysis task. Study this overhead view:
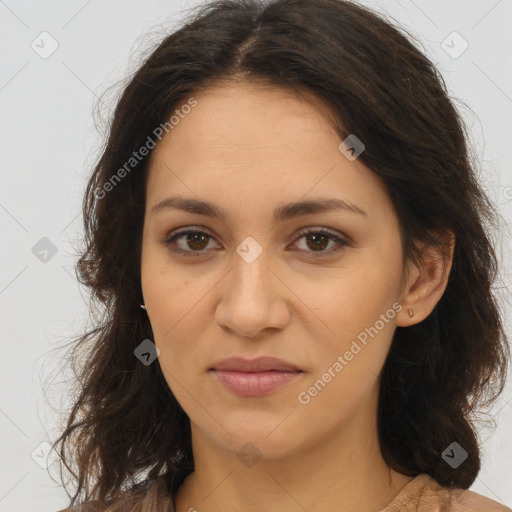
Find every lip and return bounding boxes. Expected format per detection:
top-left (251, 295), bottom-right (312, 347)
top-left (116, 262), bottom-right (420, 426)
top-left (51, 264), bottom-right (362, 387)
top-left (208, 357), bottom-right (304, 397)
top-left (210, 369), bottom-right (303, 396)
top-left (209, 356), bottom-right (302, 372)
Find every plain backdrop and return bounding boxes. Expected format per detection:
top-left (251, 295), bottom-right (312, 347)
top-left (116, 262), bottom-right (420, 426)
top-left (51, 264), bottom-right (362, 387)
top-left (0, 1), bottom-right (511, 510)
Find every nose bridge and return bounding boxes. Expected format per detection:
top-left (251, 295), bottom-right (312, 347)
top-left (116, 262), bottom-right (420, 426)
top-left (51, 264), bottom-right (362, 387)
top-left (230, 234), bottom-right (272, 301)
top-left (215, 234), bottom-right (288, 336)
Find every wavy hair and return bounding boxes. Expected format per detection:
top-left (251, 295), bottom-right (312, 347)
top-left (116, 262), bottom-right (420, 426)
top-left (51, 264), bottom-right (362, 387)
top-left (50, 0), bottom-right (510, 509)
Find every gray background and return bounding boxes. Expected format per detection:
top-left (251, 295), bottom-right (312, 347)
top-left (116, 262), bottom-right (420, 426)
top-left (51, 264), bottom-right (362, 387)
top-left (0, 1), bottom-right (511, 510)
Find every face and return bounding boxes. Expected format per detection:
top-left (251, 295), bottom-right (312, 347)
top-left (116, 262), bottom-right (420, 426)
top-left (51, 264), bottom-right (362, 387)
top-left (141, 79), bottom-right (408, 460)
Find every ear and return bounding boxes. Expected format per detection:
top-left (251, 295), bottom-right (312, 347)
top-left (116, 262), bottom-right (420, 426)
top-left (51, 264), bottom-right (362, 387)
top-left (396, 229), bottom-right (455, 327)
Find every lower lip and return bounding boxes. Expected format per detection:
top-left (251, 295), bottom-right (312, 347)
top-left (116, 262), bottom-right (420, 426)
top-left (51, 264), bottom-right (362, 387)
top-left (209, 370), bottom-right (303, 396)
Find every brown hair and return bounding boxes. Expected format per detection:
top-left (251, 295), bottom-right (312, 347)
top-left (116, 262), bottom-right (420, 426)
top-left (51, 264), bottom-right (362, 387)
top-left (50, 0), bottom-right (510, 509)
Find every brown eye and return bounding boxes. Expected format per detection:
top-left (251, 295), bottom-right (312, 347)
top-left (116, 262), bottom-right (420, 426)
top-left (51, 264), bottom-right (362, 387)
top-left (293, 228), bottom-right (349, 256)
top-left (162, 227), bottom-right (349, 258)
top-left (163, 229), bottom-right (217, 256)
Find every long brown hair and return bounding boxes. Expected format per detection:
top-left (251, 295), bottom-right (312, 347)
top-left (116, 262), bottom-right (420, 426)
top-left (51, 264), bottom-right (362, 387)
top-left (50, 0), bottom-right (510, 509)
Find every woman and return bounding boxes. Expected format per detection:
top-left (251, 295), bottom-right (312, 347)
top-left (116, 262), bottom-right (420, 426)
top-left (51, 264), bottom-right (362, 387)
top-left (54, 0), bottom-right (511, 510)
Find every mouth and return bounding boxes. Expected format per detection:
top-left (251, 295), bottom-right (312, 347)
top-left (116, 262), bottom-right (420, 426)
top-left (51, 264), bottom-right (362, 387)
top-left (208, 356), bottom-right (304, 397)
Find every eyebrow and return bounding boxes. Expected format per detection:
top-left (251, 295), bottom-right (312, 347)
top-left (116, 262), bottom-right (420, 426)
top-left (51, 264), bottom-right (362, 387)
top-left (150, 195), bottom-right (368, 222)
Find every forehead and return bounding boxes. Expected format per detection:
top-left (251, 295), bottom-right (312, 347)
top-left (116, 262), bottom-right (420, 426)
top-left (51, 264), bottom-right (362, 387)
top-left (150, 79), bottom-right (340, 163)
top-left (145, 80), bottom-right (394, 223)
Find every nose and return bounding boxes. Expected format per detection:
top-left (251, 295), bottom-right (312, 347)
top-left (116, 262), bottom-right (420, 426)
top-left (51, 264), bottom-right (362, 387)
top-left (214, 247), bottom-right (291, 339)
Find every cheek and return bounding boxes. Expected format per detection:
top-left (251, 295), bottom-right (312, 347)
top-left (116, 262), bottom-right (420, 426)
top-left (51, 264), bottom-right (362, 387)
top-left (148, 276), bottom-right (201, 351)
top-left (144, 268), bottom-right (221, 370)
top-left (293, 254), bottom-right (400, 375)
top-left (296, 260), bottom-right (398, 330)
top-left (141, 247), bottom-right (198, 335)
top-left (148, 280), bottom-right (209, 409)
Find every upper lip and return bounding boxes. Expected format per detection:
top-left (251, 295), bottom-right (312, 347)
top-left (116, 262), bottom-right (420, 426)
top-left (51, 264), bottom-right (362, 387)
top-left (209, 356), bottom-right (302, 372)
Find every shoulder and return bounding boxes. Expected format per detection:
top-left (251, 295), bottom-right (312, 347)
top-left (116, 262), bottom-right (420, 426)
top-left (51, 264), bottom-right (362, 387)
top-left (422, 475), bottom-right (511, 512)
top-left (383, 474), bottom-right (511, 512)
top-left (434, 486), bottom-right (511, 511)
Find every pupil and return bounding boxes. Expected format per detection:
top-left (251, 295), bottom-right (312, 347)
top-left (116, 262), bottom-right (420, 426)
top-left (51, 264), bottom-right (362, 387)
top-left (188, 233), bottom-right (208, 250)
top-left (308, 234), bottom-right (328, 251)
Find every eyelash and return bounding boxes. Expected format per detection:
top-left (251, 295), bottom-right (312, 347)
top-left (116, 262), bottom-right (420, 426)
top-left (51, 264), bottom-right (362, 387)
top-left (162, 227), bottom-right (350, 258)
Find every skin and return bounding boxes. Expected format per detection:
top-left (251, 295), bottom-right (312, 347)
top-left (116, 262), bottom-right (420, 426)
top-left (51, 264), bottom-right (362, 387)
top-left (140, 79), bottom-right (455, 512)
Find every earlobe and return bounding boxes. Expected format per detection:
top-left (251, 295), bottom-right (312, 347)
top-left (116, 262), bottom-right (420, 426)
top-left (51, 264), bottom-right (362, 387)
top-left (396, 230), bottom-right (455, 327)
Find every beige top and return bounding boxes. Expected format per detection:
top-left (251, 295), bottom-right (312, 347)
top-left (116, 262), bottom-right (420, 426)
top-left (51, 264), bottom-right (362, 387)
top-left (379, 473), bottom-right (511, 512)
top-left (58, 473), bottom-right (511, 511)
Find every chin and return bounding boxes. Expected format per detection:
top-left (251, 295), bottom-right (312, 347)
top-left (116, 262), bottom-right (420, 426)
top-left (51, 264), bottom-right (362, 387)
top-left (197, 412), bottom-right (305, 459)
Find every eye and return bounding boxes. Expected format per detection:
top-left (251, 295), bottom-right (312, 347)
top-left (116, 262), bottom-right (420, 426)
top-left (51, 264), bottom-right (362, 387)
top-left (293, 227), bottom-right (350, 255)
top-left (162, 227), bottom-right (350, 257)
top-left (162, 228), bottom-right (219, 257)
